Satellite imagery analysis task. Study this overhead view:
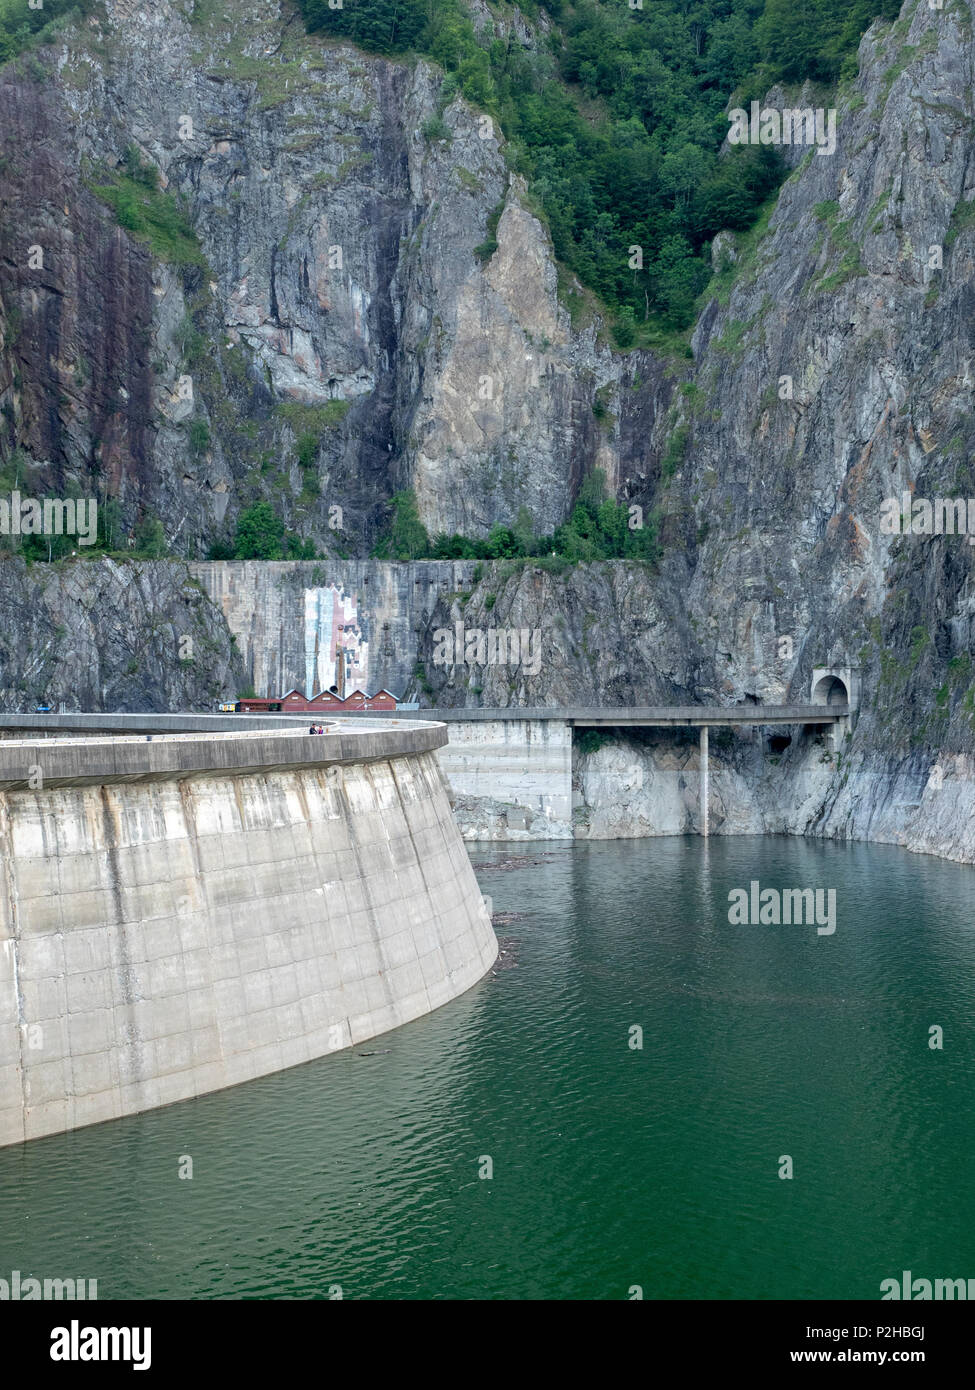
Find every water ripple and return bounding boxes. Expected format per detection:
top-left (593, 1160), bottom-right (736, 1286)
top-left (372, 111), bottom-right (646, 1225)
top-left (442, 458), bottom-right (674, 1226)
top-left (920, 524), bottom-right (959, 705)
top-left (1, 837), bottom-right (974, 1298)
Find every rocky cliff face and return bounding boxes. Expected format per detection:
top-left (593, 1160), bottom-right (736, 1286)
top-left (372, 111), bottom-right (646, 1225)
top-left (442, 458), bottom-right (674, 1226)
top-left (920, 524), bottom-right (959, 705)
top-left (418, 0), bottom-right (975, 863)
top-left (673, 2), bottom-right (975, 740)
top-left (646, 0), bottom-right (975, 861)
top-left (0, 0), bottom-right (664, 554)
top-left (418, 560), bottom-right (694, 707)
top-left (0, 557), bottom-right (243, 711)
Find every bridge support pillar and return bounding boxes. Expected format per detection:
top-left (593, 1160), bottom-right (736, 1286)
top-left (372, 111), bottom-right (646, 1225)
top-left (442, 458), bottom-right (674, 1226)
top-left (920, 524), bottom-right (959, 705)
top-left (700, 726), bottom-right (709, 838)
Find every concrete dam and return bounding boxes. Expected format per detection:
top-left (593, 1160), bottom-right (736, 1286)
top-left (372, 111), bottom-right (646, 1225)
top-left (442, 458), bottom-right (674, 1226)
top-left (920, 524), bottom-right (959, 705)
top-left (0, 720), bottom-right (498, 1147)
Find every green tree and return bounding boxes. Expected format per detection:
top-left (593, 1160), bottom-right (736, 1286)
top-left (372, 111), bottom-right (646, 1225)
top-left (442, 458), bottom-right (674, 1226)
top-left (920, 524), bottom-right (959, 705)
top-left (285, 534), bottom-right (317, 559)
top-left (654, 236), bottom-right (709, 330)
top-left (378, 490), bottom-right (429, 560)
top-left (0, 0), bottom-right (95, 65)
top-left (300, 0), bottom-right (429, 54)
top-left (624, 510), bottom-right (661, 563)
top-left (597, 498), bottom-right (627, 556)
top-left (97, 497), bottom-right (124, 552)
top-left (485, 523), bottom-right (520, 558)
top-left (614, 306), bottom-right (637, 349)
top-left (234, 502), bottom-right (285, 560)
top-left (513, 506), bottom-right (535, 557)
top-left (132, 515), bottom-right (168, 558)
top-left (188, 419), bottom-right (210, 454)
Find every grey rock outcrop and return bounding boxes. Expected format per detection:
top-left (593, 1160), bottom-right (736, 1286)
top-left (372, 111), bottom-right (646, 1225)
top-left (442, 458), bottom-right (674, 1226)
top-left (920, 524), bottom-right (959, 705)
top-left (0, 0), bottom-right (663, 554)
top-left (0, 556), bottom-right (243, 711)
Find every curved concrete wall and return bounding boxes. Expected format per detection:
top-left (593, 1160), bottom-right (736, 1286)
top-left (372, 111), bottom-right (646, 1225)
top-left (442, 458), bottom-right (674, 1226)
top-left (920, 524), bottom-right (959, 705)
top-left (0, 735), bottom-right (497, 1146)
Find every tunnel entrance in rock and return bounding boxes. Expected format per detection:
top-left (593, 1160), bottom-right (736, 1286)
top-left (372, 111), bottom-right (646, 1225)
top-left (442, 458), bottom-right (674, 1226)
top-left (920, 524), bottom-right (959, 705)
top-left (811, 675), bottom-right (849, 706)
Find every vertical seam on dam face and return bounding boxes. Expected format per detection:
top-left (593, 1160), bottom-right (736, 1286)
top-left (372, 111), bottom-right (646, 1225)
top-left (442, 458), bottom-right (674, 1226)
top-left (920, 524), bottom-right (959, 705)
top-left (0, 726), bottom-right (497, 1147)
top-left (390, 757), bottom-right (438, 992)
top-left (367, 762), bottom-right (398, 1020)
top-left (317, 764), bottom-right (357, 1046)
top-left (345, 763), bottom-right (396, 1024)
top-left (176, 777), bottom-right (219, 1065)
top-left (0, 793), bottom-right (29, 1134)
top-left (98, 785), bottom-right (148, 1109)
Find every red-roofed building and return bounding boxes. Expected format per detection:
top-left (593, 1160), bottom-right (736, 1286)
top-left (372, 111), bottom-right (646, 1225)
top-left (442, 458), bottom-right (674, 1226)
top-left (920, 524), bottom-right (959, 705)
top-left (224, 687), bottom-right (399, 714)
top-left (342, 689), bottom-right (398, 712)
top-left (367, 689), bottom-right (398, 711)
top-left (308, 689), bottom-right (346, 711)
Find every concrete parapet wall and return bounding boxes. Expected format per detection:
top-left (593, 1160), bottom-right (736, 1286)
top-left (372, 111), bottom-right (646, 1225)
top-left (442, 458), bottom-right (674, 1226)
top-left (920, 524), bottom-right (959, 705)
top-left (0, 746), bottom-right (497, 1146)
top-left (0, 721), bottom-right (447, 791)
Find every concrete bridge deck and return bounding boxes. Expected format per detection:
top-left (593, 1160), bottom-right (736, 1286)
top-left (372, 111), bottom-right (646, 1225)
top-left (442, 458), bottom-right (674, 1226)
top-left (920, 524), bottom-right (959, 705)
top-left (313, 706), bottom-right (849, 726)
top-left (562, 705), bottom-right (846, 727)
top-left (0, 705), bottom-right (848, 736)
top-left (329, 706), bottom-right (850, 727)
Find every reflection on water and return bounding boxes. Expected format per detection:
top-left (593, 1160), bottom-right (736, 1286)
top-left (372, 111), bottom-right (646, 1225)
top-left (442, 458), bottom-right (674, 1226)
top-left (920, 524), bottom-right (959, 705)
top-left (1, 837), bottom-right (974, 1300)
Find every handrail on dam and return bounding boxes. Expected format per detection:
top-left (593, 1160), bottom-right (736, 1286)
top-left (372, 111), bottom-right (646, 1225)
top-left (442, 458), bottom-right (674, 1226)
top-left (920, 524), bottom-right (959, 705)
top-left (0, 704), bottom-right (850, 736)
top-left (290, 705), bottom-right (851, 727)
top-left (0, 726), bottom-right (343, 748)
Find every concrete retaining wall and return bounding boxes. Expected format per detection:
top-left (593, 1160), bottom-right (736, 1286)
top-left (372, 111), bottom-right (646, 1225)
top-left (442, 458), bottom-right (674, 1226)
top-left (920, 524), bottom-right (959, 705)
top-left (436, 719), bottom-right (573, 831)
top-left (0, 743), bottom-right (497, 1147)
top-left (190, 560), bottom-right (479, 700)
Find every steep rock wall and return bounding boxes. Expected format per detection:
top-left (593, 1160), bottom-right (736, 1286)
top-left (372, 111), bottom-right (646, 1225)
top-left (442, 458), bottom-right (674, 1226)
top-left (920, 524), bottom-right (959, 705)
top-left (0, 0), bottom-right (665, 553)
top-left (0, 555), bottom-right (244, 711)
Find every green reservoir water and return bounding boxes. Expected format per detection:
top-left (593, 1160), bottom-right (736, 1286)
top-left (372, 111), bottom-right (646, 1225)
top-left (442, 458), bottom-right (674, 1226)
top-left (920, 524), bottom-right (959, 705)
top-left (2, 837), bottom-right (974, 1300)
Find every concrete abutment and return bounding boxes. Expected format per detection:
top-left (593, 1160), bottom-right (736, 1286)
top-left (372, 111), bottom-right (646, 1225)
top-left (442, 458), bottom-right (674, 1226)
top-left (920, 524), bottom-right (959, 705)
top-left (0, 726), bottom-right (497, 1148)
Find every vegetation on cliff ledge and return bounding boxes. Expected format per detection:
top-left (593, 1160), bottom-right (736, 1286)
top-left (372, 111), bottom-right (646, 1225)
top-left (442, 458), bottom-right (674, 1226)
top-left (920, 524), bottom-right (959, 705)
top-left (299, 0), bottom-right (901, 342)
top-left (87, 147), bottom-right (208, 270)
top-left (0, 0), bottom-right (93, 64)
top-left (373, 471), bottom-right (660, 565)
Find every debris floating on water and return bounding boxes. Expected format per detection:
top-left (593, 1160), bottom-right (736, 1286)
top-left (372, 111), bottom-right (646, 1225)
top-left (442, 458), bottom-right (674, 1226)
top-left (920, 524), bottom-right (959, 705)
top-left (490, 935), bottom-right (520, 973)
top-left (476, 851), bottom-right (568, 874)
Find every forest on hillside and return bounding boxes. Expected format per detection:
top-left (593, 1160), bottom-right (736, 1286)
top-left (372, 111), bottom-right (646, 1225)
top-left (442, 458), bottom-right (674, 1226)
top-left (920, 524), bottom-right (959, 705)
top-left (300, 0), bottom-right (904, 342)
top-left (0, 0), bottom-right (907, 340)
top-left (0, 0), bottom-right (92, 63)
